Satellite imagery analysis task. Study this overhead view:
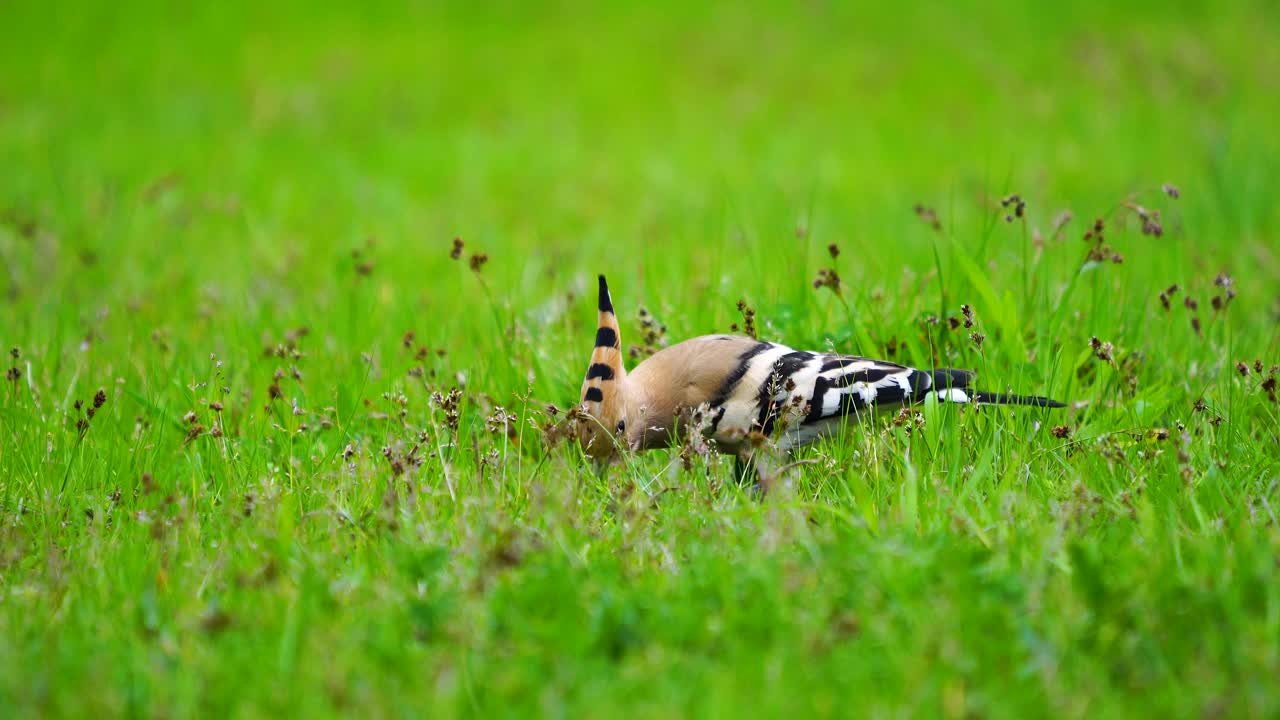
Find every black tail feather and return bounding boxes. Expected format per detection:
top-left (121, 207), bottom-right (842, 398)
top-left (972, 391), bottom-right (1066, 408)
top-left (928, 367), bottom-right (1064, 408)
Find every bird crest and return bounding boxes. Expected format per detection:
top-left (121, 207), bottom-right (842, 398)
top-left (577, 275), bottom-right (628, 458)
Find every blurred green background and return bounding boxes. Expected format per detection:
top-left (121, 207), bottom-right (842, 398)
top-left (4, 0), bottom-right (1277, 309)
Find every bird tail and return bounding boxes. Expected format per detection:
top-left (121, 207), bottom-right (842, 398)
top-left (929, 368), bottom-right (1065, 408)
top-left (972, 392), bottom-right (1066, 408)
top-left (577, 275), bottom-right (628, 458)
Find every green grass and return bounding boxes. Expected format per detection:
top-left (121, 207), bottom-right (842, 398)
top-left (3, 0), bottom-right (1280, 716)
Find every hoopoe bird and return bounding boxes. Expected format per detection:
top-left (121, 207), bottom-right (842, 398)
top-left (577, 275), bottom-right (1064, 482)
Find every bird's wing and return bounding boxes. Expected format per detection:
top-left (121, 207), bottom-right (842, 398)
top-left (798, 354), bottom-right (974, 424)
top-left (727, 352), bottom-right (975, 438)
top-left (699, 344), bottom-right (974, 438)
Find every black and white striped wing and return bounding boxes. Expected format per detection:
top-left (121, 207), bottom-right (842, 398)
top-left (704, 342), bottom-right (978, 447)
top-left (799, 354), bottom-right (974, 424)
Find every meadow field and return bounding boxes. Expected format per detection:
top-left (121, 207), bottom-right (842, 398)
top-left (2, 0), bottom-right (1279, 716)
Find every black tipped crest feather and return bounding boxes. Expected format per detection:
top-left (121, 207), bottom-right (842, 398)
top-left (577, 275), bottom-right (628, 459)
top-left (597, 275), bottom-right (614, 313)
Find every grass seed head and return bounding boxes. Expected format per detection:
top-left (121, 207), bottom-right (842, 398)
top-left (631, 305), bottom-right (670, 360)
top-left (1000, 194), bottom-right (1026, 220)
top-left (676, 403), bottom-right (716, 471)
top-left (1261, 376), bottom-right (1277, 402)
top-left (1090, 337), bottom-right (1115, 364)
top-left (913, 204), bottom-right (942, 231)
top-left (485, 407), bottom-right (517, 438)
top-left (813, 267), bottom-right (842, 295)
top-left (1211, 288), bottom-right (1237, 312)
top-left (430, 387), bottom-right (463, 432)
top-left (1141, 212), bottom-right (1163, 237)
top-left (735, 299), bottom-right (757, 339)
